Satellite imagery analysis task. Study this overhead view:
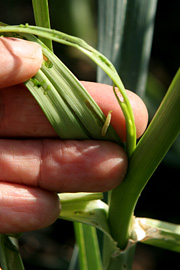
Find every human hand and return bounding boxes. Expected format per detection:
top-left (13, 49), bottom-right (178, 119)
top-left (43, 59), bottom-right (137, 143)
top-left (0, 37), bottom-right (148, 233)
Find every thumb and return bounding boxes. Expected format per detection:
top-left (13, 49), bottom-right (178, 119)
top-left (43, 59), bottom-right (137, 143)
top-left (0, 37), bottom-right (43, 88)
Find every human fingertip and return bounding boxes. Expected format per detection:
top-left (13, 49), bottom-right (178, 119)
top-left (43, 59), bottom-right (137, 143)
top-left (95, 143), bottom-right (128, 192)
top-left (0, 183), bottom-right (60, 233)
top-left (0, 37), bottom-right (43, 88)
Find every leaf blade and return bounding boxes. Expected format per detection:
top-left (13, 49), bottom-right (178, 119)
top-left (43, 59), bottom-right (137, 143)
top-left (32, 0), bottom-right (53, 50)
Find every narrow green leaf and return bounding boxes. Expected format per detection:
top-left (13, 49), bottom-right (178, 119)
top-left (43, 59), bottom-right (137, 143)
top-left (26, 69), bottom-right (90, 140)
top-left (74, 223), bottom-right (102, 270)
top-left (32, 0), bottom-right (53, 51)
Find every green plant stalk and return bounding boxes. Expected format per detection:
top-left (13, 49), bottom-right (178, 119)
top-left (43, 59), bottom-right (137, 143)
top-left (109, 68), bottom-right (180, 250)
top-left (32, 0), bottom-right (53, 51)
top-left (0, 24), bottom-right (136, 156)
top-left (74, 223), bottom-right (102, 270)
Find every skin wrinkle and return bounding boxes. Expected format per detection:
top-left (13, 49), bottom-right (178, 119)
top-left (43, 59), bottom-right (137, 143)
top-left (48, 140), bottom-right (84, 190)
top-left (40, 139), bottom-right (67, 192)
top-left (18, 141), bottom-right (41, 186)
top-left (57, 141), bottom-right (90, 191)
top-left (53, 140), bottom-right (67, 192)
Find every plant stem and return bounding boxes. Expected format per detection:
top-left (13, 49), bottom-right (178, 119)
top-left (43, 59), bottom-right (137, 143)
top-left (109, 68), bottom-right (180, 249)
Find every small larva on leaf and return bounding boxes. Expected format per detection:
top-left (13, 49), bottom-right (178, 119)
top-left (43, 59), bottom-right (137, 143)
top-left (101, 111), bottom-right (112, 136)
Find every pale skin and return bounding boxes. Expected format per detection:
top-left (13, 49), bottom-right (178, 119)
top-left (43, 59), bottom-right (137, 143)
top-left (0, 37), bottom-right (148, 233)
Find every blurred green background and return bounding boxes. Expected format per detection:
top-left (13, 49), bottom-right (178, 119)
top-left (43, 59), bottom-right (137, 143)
top-left (0, 0), bottom-right (180, 269)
